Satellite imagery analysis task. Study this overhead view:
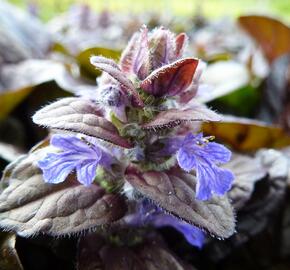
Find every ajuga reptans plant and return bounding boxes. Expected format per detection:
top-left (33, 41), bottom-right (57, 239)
top-left (0, 26), bottom-right (236, 246)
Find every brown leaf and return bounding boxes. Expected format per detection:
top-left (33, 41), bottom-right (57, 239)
top-left (77, 233), bottom-right (144, 270)
top-left (258, 54), bottom-right (290, 131)
top-left (137, 243), bottom-right (195, 270)
top-left (235, 149), bottom-right (288, 236)
top-left (142, 105), bottom-right (220, 130)
top-left (140, 58), bottom-right (199, 97)
top-left (77, 233), bottom-right (195, 270)
top-left (225, 154), bottom-right (267, 210)
top-left (100, 245), bottom-right (145, 270)
top-left (256, 149), bottom-right (289, 182)
top-left (32, 97), bottom-right (132, 148)
top-left (202, 116), bottom-right (290, 152)
top-left (0, 233), bottom-right (23, 270)
top-left (199, 149), bottom-right (289, 262)
top-left (235, 149), bottom-right (288, 239)
top-left (239, 15), bottom-right (290, 63)
top-left (0, 148), bottom-right (127, 237)
top-left (125, 168), bottom-right (235, 238)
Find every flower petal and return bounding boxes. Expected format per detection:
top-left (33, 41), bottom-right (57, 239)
top-left (51, 134), bottom-right (92, 153)
top-left (76, 160), bottom-right (99, 186)
top-left (38, 152), bottom-right (76, 184)
top-left (38, 134), bottom-right (110, 186)
top-left (196, 160), bottom-right (234, 200)
top-left (151, 214), bottom-right (205, 248)
top-left (203, 142), bottom-right (232, 164)
top-left (176, 148), bottom-right (196, 172)
top-left (174, 222), bottom-right (205, 249)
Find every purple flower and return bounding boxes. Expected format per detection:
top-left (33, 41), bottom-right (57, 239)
top-left (38, 134), bottom-right (112, 186)
top-left (128, 200), bottom-right (205, 248)
top-left (153, 215), bottom-right (205, 249)
top-left (91, 26), bottom-right (199, 101)
top-left (176, 133), bottom-right (234, 200)
top-left (96, 83), bottom-right (129, 122)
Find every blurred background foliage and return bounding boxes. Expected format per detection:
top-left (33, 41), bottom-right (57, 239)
top-left (8, 0), bottom-right (290, 22)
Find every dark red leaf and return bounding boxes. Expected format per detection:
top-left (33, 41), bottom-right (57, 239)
top-left (140, 58), bottom-right (199, 97)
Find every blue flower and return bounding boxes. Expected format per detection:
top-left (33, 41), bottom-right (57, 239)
top-left (176, 133), bottom-right (234, 200)
top-left (127, 199), bottom-right (205, 249)
top-left (158, 133), bottom-right (234, 200)
top-left (38, 134), bottom-right (112, 186)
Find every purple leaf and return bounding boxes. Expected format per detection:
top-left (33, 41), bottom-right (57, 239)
top-left (119, 26), bottom-right (150, 80)
top-left (32, 97), bottom-right (132, 148)
top-left (175, 33), bottom-right (188, 58)
top-left (140, 58), bottom-right (199, 97)
top-left (125, 168), bottom-right (235, 238)
top-left (132, 26), bottom-right (151, 80)
top-left (225, 153), bottom-right (267, 210)
top-left (0, 147), bottom-right (127, 236)
top-left (77, 233), bottom-right (195, 270)
top-left (142, 105), bottom-right (221, 130)
top-left (90, 56), bottom-right (144, 107)
top-left (150, 27), bottom-right (175, 69)
top-left (119, 32), bottom-right (140, 73)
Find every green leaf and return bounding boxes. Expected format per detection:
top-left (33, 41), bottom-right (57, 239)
top-left (202, 116), bottom-right (290, 151)
top-left (0, 233), bottom-right (23, 270)
top-left (51, 42), bottom-right (72, 56)
top-left (0, 87), bottom-right (33, 119)
top-left (76, 47), bottom-right (121, 80)
top-left (207, 84), bottom-right (260, 117)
